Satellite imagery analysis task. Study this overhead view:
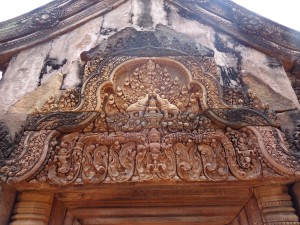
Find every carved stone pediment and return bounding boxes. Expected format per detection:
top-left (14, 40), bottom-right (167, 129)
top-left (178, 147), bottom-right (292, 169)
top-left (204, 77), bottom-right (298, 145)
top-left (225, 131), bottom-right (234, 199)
top-left (1, 29), bottom-right (300, 187)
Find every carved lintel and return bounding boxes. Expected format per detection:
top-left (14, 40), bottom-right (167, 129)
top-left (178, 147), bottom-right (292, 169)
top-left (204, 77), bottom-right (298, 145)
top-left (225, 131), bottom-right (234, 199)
top-left (23, 126), bottom-right (298, 185)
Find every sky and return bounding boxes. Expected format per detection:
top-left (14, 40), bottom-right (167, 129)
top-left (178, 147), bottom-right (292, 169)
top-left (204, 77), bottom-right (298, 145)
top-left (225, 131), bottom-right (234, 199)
top-left (0, 0), bottom-right (53, 22)
top-left (0, 0), bottom-right (299, 31)
top-left (232, 0), bottom-right (300, 31)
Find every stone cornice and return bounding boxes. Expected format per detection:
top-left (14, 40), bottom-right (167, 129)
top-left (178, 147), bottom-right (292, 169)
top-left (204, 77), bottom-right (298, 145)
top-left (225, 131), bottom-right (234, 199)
top-left (0, 0), bottom-right (128, 64)
top-left (0, 0), bottom-right (300, 69)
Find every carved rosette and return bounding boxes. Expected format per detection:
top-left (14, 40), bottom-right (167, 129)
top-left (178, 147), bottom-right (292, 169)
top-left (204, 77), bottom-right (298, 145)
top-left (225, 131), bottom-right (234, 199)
top-left (31, 10), bottom-right (60, 29)
top-left (1, 57), bottom-right (300, 186)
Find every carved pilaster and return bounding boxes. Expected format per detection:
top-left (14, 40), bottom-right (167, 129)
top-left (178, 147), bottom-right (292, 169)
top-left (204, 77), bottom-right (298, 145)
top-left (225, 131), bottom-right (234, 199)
top-left (0, 185), bottom-right (16, 225)
top-left (254, 185), bottom-right (300, 225)
top-left (229, 197), bottom-right (263, 225)
top-left (291, 182), bottom-right (300, 219)
top-left (9, 191), bottom-right (54, 225)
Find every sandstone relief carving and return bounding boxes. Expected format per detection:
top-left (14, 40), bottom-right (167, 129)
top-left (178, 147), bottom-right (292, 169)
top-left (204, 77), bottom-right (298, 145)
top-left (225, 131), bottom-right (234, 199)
top-left (293, 121), bottom-right (300, 152)
top-left (1, 55), bottom-right (300, 186)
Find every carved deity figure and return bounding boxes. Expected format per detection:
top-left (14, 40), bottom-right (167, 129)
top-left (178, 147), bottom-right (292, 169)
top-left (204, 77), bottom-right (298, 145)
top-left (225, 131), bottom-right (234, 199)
top-left (56, 142), bottom-right (71, 174)
top-left (105, 94), bottom-right (119, 116)
top-left (148, 128), bottom-right (161, 160)
top-left (136, 136), bottom-right (150, 179)
top-left (189, 92), bottom-right (202, 112)
top-left (144, 96), bottom-right (163, 128)
top-left (146, 128), bottom-right (165, 175)
top-left (146, 98), bottom-right (160, 115)
top-left (147, 59), bottom-right (156, 72)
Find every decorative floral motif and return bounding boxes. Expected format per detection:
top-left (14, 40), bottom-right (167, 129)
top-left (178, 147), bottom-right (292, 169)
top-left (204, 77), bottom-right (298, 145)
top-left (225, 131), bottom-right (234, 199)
top-left (31, 10), bottom-right (60, 29)
top-left (1, 56), bottom-right (299, 185)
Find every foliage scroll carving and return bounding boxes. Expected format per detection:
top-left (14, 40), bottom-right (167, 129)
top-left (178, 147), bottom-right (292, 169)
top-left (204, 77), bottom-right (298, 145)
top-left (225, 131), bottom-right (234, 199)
top-left (1, 56), bottom-right (300, 185)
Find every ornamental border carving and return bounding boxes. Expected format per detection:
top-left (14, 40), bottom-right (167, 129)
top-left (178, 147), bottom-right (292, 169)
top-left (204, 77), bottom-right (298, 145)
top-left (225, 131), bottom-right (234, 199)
top-left (1, 52), bottom-right (300, 186)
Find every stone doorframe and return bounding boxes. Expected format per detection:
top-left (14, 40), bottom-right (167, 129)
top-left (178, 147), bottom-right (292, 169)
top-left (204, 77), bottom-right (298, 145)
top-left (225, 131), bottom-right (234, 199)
top-left (3, 183), bottom-right (300, 225)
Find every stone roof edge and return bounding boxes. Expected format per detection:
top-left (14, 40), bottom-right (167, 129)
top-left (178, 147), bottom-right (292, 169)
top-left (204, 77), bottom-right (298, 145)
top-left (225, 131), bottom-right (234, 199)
top-left (0, 0), bottom-right (299, 69)
top-left (0, 0), bottom-right (127, 65)
top-left (171, 0), bottom-right (300, 64)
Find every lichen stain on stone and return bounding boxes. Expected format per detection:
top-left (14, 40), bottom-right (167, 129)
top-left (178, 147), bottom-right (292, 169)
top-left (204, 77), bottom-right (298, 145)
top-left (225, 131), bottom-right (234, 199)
top-left (99, 27), bottom-right (118, 36)
top-left (214, 34), bottom-right (242, 88)
top-left (39, 55), bottom-right (67, 86)
top-left (137, 0), bottom-right (153, 28)
top-left (0, 121), bottom-right (13, 161)
top-left (218, 66), bottom-right (241, 88)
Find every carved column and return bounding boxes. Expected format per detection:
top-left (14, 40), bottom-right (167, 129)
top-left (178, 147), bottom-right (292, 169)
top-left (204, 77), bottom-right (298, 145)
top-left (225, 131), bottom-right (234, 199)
top-left (254, 185), bottom-right (300, 225)
top-left (292, 182), bottom-right (300, 219)
top-left (229, 197), bottom-right (263, 225)
top-left (9, 191), bottom-right (54, 225)
top-left (0, 185), bottom-right (16, 225)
